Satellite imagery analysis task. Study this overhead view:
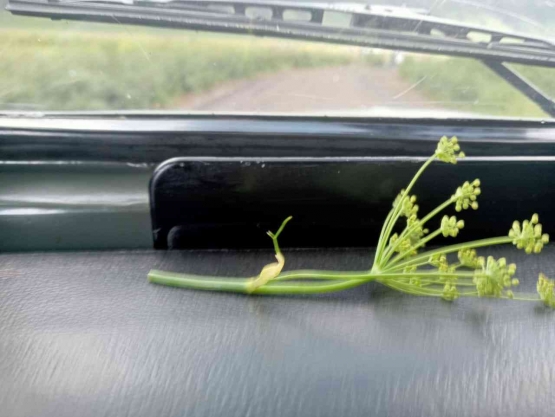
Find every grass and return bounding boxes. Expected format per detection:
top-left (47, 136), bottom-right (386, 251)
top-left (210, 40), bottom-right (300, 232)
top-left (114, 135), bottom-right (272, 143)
top-left (1, 11), bottom-right (553, 117)
top-left (397, 56), bottom-right (555, 118)
top-left (0, 18), bottom-right (368, 111)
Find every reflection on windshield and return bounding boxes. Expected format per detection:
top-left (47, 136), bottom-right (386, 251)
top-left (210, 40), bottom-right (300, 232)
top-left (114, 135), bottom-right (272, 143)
top-left (0, 0), bottom-right (554, 118)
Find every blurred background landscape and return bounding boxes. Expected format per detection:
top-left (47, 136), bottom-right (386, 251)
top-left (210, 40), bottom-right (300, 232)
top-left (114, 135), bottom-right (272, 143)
top-left (0, 0), bottom-right (554, 117)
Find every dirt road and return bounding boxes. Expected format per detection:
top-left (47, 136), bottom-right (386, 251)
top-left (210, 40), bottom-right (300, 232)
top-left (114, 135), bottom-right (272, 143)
top-left (177, 64), bottom-right (434, 114)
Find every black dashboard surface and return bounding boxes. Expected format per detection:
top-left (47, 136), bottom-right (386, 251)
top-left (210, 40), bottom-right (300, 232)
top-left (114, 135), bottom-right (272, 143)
top-left (2, 247), bottom-right (554, 417)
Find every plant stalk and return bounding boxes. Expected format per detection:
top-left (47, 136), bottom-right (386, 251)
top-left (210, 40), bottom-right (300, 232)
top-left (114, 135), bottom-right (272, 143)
top-left (148, 269), bottom-right (479, 294)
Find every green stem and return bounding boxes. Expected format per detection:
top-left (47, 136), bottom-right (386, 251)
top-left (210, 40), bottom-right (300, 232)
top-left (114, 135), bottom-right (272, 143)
top-left (392, 259), bottom-right (430, 270)
top-left (383, 236), bottom-right (513, 273)
top-left (382, 197), bottom-right (454, 264)
top-left (388, 228), bottom-right (443, 267)
top-left (276, 270), bottom-right (476, 281)
top-left (269, 216), bottom-right (292, 254)
top-left (375, 155), bottom-right (436, 263)
top-left (148, 268), bottom-right (483, 296)
top-left (387, 281), bottom-right (480, 298)
top-left (390, 272), bottom-right (475, 281)
top-left (374, 207), bottom-right (396, 264)
top-left (419, 198), bottom-right (455, 229)
top-left (148, 269), bottom-right (373, 294)
top-left (148, 270), bottom-right (251, 292)
top-left (274, 270), bottom-right (372, 281)
top-left (148, 267), bottom-right (537, 302)
top-left (384, 281), bottom-right (444, 297)
top-left (459, 291), bottom-right (479, 297)
top-left (420, 280), bottom-right (476, 286)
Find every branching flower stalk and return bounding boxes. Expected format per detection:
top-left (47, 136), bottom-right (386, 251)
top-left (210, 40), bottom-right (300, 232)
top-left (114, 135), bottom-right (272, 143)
top-left (148, 136), bottom-right (554, 306)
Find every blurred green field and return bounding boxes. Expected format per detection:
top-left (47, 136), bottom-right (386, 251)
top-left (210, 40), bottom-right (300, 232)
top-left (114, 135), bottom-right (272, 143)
top-left (0, 22), bottom-right (367, 111)
top-left (1, 11), bottom-right (554, 117)
top-left (398, 56), bottom-right (555, 118)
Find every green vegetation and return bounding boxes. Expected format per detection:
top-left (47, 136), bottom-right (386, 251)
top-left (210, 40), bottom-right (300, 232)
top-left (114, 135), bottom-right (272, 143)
top-left (513, 64), bottom-right (555, 101)
top-left (1, 11), bottom-right (553, 116)
top-left (0, 22), bottom-right (362, 111)
top-left (398, 56), bottom-right (555, 118)
top-left (149, 137), bottom-right (554, 308)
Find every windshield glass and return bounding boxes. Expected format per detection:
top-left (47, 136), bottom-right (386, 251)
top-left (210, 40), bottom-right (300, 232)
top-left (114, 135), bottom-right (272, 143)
top-left (1, 0), bottom-right (554, 118)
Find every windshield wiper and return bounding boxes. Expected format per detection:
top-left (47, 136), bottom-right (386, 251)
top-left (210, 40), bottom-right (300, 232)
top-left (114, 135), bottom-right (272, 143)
top-left (6, 0), bottom-right (555, 116)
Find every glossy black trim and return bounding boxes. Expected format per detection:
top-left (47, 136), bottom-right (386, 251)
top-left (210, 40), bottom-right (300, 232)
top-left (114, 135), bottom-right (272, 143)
top-left (2, 114), bottom-right (555, 252)
top-left (150, 156), bottom-right (555, 249)
top-left (2, 115), bottom-right (555, 163)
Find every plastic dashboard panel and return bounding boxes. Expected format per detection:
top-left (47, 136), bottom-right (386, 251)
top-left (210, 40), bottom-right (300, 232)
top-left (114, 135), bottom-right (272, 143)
top-left (150, 155), bottom-right (555, 250)
top-left (2, 115), bottom-right (555, 252)
top-left (1, 247), bottom-right (555, 417)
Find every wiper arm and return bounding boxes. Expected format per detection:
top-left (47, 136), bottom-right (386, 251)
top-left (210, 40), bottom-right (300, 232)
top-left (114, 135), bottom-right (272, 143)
top-left (6, 0), bottom-right (555, 116)
top-left (7, 0), bottom-right (555, 66)
top-left (483, 61), bottom-right (555, 118)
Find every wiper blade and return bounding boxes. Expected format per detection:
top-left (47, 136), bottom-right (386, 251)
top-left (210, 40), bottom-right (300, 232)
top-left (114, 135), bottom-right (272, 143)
top-left (7, 0), bottom-right (555, 68)
top-left (6, 0), bottom-right (555, 116)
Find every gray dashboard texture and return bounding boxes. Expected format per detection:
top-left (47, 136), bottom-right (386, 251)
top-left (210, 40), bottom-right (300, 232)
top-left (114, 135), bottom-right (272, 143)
top-left (1, 246), bottom-right (555, 417)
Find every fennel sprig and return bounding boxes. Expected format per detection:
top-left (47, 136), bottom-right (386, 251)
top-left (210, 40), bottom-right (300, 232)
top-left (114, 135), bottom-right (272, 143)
top-left (148, 136), bottom-right (553, 307)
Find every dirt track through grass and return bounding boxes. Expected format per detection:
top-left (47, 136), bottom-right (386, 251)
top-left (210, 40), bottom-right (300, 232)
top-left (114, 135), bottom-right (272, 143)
top-left (177, 64), bottom-right (434, 114)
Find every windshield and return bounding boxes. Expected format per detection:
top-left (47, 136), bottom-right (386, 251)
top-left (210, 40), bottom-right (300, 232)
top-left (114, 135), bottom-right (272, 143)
top-left (1, 0), bottom-right (554, 118)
